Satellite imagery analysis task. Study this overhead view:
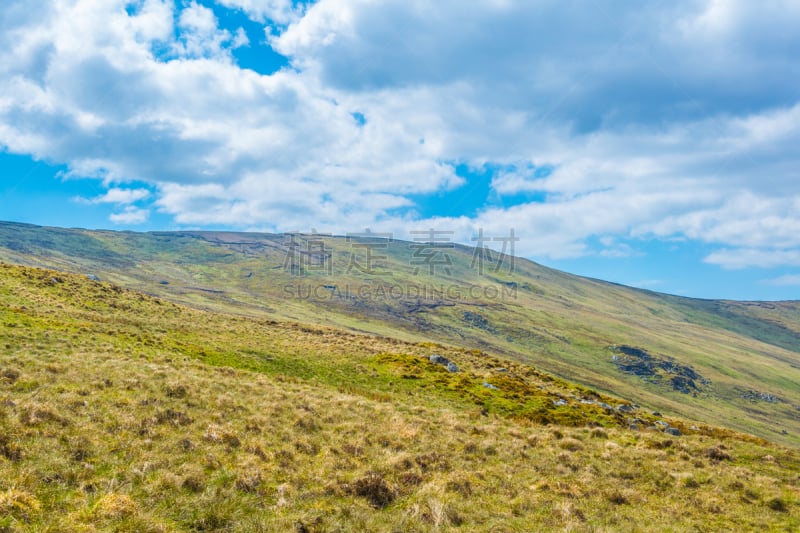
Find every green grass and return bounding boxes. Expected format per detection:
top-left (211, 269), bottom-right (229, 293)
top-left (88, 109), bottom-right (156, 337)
top-left (0, 222), bottom-right (799, 450)
top-left (1, 263), bottom-right (799, 531)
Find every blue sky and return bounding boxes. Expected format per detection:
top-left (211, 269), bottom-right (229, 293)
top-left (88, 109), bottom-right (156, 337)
top-left (1, 0), bottom-right (800, 300)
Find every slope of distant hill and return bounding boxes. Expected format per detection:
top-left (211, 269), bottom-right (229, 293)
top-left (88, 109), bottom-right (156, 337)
top-left (1, 221), bottom-right (799, 448)
top-left (1, 262), bottom-right (799, 530)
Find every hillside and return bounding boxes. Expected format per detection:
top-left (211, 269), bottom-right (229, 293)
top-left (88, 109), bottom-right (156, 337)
top-left (1, 222), bottom-right (799, 449)
top-left (1, 263), bottom-right (798, 531)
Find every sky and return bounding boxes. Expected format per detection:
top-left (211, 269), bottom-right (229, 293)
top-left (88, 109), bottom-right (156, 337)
top-left (1, 0), bottom-right (800, 300)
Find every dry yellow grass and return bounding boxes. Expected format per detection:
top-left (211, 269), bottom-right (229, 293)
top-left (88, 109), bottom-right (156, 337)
top-left (0, 264), bottom-right (798, 531)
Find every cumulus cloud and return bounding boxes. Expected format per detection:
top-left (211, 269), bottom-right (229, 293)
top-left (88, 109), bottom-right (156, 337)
top-left (78, 187), bottom-right (151, 205)
top-left (0, 0), bottom-right (798, 267)
top-left (109, 206), bottom-right (150, 224)
top-left (172, 1), bottom-right (249, 59)
top-left (217, 0), bottom-right (301, 25)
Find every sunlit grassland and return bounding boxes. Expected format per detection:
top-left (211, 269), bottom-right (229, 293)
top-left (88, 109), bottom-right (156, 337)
top-left (0, 222), bottom-right (799, 449)
top-left (1, 264), bottom-right (799, 531)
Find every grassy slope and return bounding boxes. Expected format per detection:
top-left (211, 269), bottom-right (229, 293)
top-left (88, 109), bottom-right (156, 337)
top-left (1, 263), bottom-right (798, 531)
top-left (0, 222), bottom-right (799, 449)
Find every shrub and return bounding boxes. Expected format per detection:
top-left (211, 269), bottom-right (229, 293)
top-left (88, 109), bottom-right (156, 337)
top-left (352, 472), bottom-right (396, 508)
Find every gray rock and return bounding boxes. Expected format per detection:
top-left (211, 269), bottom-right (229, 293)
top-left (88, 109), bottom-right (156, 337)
top-left (598, 402), bottom-right (613, 411)
top-left (616, 404), bottom-right (634, 413)
top-left (86, 274), bottom-right (100, 282)
top-left (553, 399), bottom-right (568, 406)
top-left (429, 355), bottom-right (458, 372)
top-left (429, 354), bottom-right (451, 366)
top-left (482, 382), bottom-right (499, 390)
top-left (665, 427), bottom-right (682, 436)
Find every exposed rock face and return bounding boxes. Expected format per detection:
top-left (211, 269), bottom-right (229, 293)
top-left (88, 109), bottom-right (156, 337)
top-left (738, 389), bottom-right (780, 403)
top-left (462, 311), bottom-right (494, 332)
top-left (429, 354), bottom-right (459, 373)
top-left (610, 345), bottom-right (709, 394)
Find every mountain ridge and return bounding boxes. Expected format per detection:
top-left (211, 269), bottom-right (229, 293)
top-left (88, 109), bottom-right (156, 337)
top-left (0, 220), bottom-right (798, 448)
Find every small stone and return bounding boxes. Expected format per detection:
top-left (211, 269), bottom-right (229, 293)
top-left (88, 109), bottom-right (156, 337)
top-left (482, 382), bottom-right (499, 390)
top-left (665, 427), bottom-right (681, 436)
top-left (446, 362), bottom-right (459, 373)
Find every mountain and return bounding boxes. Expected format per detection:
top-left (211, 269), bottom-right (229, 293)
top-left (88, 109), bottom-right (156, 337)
top-left (0, 221), bottom-right (799, 450)
top-left (1, 262), bottom-right (799, 531)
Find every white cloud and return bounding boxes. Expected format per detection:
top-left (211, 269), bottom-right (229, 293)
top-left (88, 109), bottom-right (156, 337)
top-left (761, 274), bottom-right (800, 287)
top-left (705, 249), bottom-right (800, 270)
top-left (232, 27), bottom-right (249, 48)
top-left (0, 0), bottom-right (798, 268)
top-left (109, 206), bottom-right (150, 224)
top-left (80, 187), bottom-right (151, 205)
top-left (173, 1), bottom-right (245, 59)
top-left (217, 0), bottom-right (300, 25)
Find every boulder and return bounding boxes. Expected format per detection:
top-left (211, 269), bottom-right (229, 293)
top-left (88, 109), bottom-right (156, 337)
top-left (428, 354), bottom-right (458, 372)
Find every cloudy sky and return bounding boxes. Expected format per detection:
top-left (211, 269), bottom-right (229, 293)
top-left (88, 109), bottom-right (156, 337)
top-left (1, 0), bottom-right (799, 300)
